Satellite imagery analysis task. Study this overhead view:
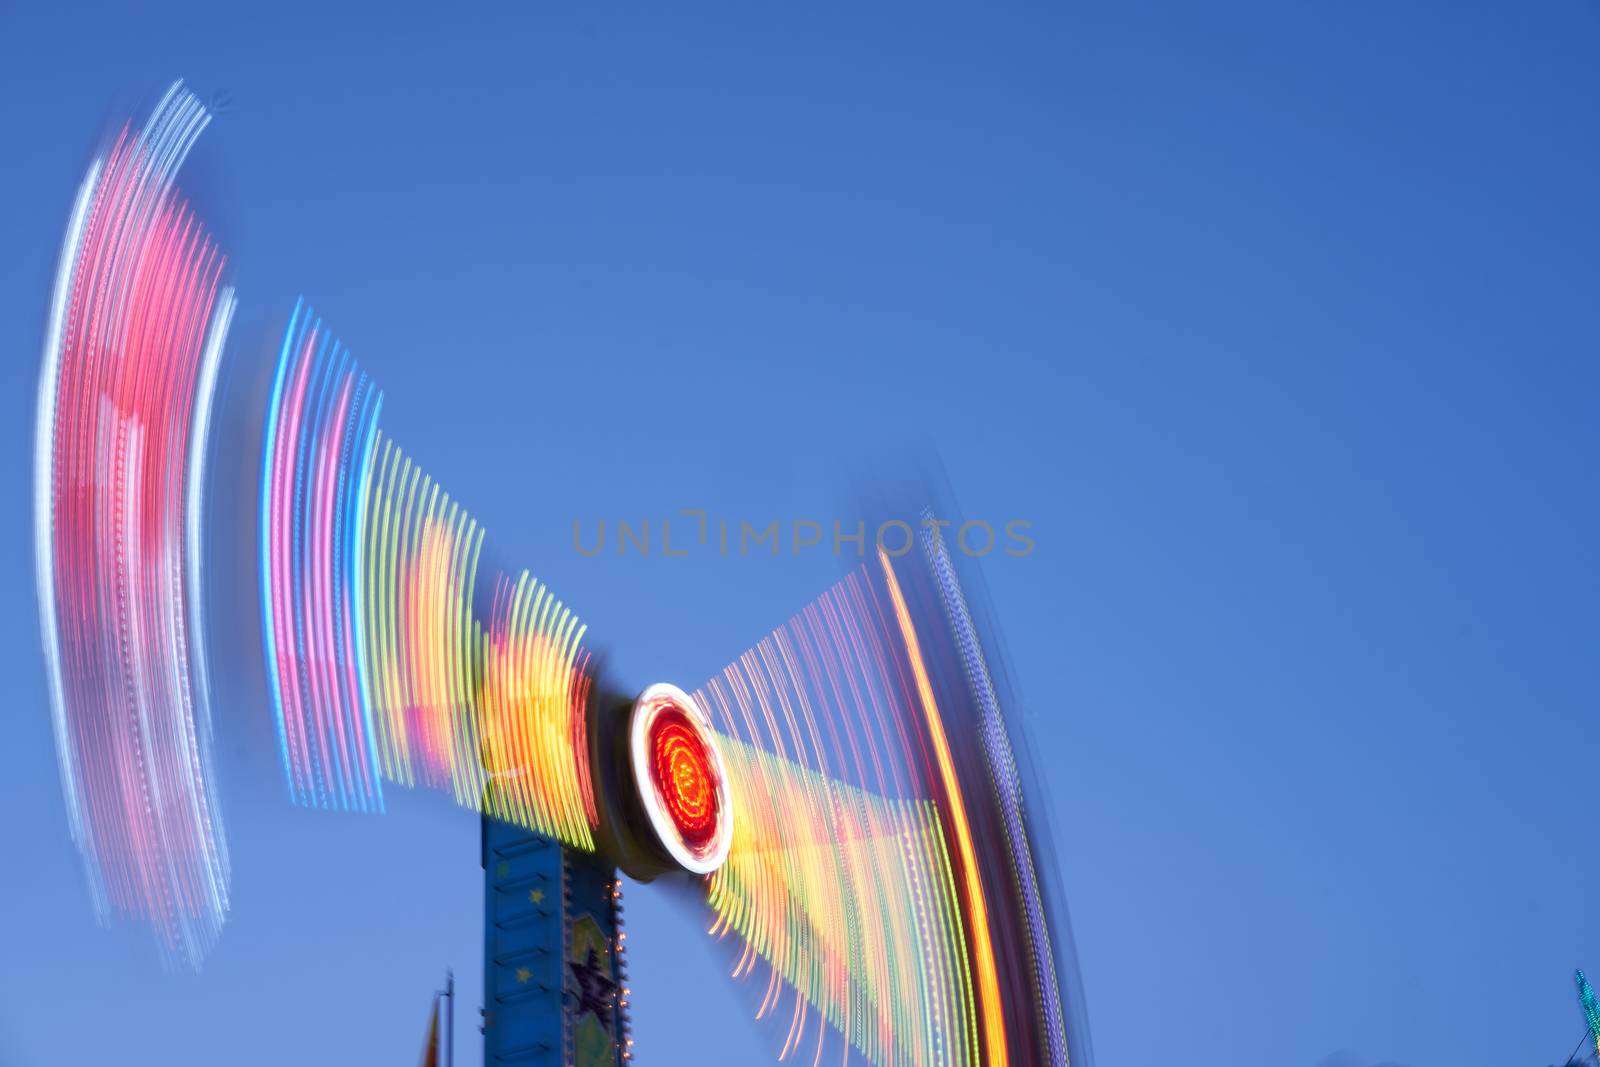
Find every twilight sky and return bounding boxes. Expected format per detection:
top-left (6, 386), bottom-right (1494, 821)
top-left (1, 4), bottom-right (1596, 1066)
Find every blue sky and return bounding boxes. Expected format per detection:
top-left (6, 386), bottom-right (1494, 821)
top-left (1, 3), bottom-right (1596, 1065)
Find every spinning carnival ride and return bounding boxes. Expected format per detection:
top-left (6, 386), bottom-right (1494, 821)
top-left (34, 83), bottom-right (1093, 1067)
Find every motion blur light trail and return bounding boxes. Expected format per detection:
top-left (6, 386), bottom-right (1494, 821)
top-left (697, 541), bottom-right (1083, 1066)
top-left (259, 301), bottom-right (384, 812)
top-left (704, 735), bottom-right (977, 1067)
top-left (261, 302), bottom-right (596, 849)
top-left (33, 81), bottom-right (235, 967)
top-left (259, 300), bottom-right (1084, 1064)
top-left (921, 520), bottom-right (1069, 1065)
top-left (34, 80), bottom-right (1091, 1060)
top-left (263, 299), bottom-right (1084, 1062)
top-left (697, 563), bottom-right (986, 1067)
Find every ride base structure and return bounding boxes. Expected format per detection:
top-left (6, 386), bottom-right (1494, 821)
top-left (483, 811), bottom-right (630, 1067)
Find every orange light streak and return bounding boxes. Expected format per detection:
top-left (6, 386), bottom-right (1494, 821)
top-left (879, 550), bottom-right (1007, 1067)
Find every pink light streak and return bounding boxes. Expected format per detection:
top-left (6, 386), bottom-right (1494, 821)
top-left (34, 81), bottom-right (234, 966)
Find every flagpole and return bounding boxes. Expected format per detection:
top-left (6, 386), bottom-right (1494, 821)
top-left (445, 970), bottom-right (455, 1067)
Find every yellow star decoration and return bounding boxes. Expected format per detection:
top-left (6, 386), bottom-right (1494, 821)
top-left (529, 887), bottom-right (544, 905)
top-left (515, 967), bottom-right (531, 984)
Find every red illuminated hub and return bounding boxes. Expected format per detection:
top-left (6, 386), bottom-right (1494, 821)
top-left (628, 684), bottom-right (732, 874)
top-left (648, 707), bottom-right (720, 849)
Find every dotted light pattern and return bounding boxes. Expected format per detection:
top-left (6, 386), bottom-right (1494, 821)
top-left (697, 558), bottom-right (1003, 1067)
top-left (34, 81), bottom-right (235, 967)
top-left (1579, 970), bottom-right (1600, 1059)
top-left (261, 303), bottom-right (595, 849)
top-left (921, 521), bottom-right (1069, 1066)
